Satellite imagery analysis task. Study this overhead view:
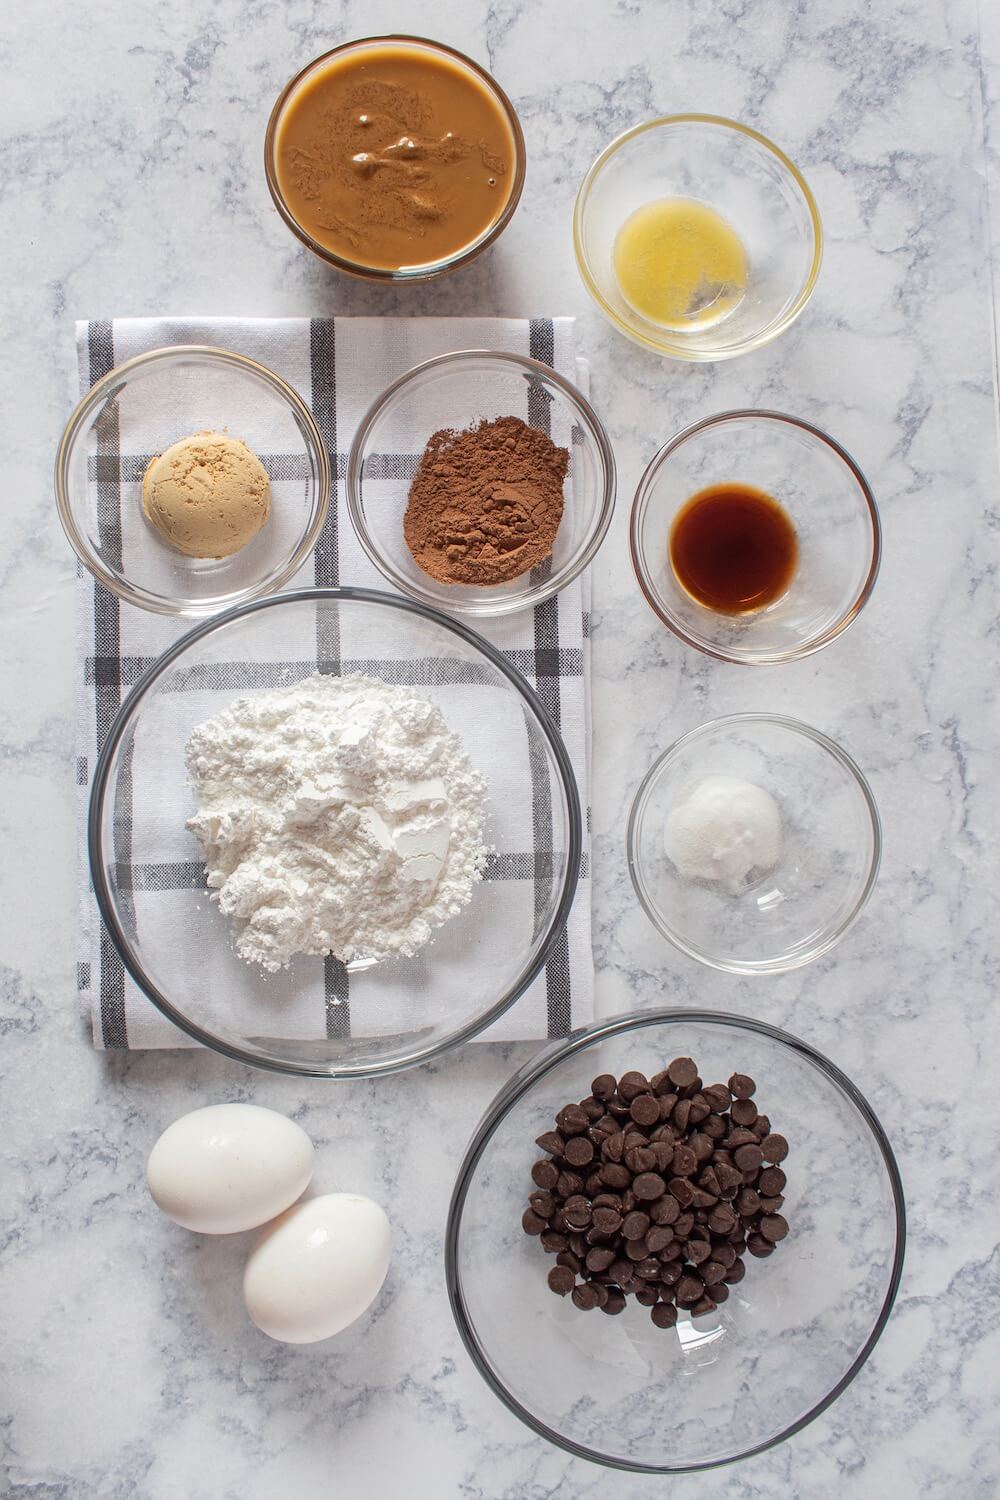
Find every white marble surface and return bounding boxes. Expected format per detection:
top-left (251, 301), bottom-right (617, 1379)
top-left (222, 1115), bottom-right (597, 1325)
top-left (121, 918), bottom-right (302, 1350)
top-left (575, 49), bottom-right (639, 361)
top-left (2, 0), bottom-right (999, 1495)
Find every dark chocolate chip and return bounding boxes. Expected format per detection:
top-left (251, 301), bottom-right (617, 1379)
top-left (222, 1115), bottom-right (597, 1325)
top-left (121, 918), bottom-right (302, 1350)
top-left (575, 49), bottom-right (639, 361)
top-left (531, 1160), bottom-right (559, 1190)
top-left (651, 1195), bottom-right (680, 1226)
top-left (602, 1288), bottom-right (627, 1315)
top-left (651, 1301), bottom-right (678, 1328)
top-left (728, 1073), bottom-right (756, 1099)
top-left (758, 1166), bottom-right (787, 1197)
top-left (622, 1210), bottom-right (651, 1241)
top-left (624, 1145), bottom-right (658, 1174)
top-left (707, 1204), bottom-right (737, 1235)
top-left (535, 1130), bottom-right (564, 1155)
top-left (760, 1133), bottom-right (789, 1163)
top-left (618, 1071), bottom-right (651, 1102)
top-left (676, 1274), bottom-right (704, 1304)
top-left (733, 1144), bottom-right (764, 1173)
top-left (746, 1233), bottom-right (775, 1258)
top-left (571, 1282), bottom-right (602, 1310)
top-left (667, 1057), bottom-right (698, 1088)
top-left (592, 1207), bottom-right (623, 1236)
top-left (591, 1073), bottom-right (617, 1099)
top-left (759, 1213), bottom-right (789, 1243)
top-left (630, 1094), bottom-right (661, 1127)
top-left (547, 1264), bottom-right (575, 1295)
top-left (730, 1098), bottom-right (758, 1127)
top-left (556, 1104), bottom-right (590, 1136)
top-left (563, 1136), bottom-right (594, 1167)
top-left (668, 1177), bottom-right (695, 1208)
top-left (633, 1172), bottom-right (667, 1201)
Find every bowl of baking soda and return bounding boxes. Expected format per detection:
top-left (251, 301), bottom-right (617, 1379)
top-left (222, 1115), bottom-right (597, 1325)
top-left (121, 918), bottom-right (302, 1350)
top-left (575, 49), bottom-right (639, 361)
top-left (627, 714), bottom-right (881, 973)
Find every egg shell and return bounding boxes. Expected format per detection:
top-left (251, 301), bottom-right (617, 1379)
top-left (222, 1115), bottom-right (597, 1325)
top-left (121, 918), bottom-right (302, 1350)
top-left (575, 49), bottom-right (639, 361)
top-left (147, 1103), bottom-right (314, 1235)
top-left (243, 1193), bottom-right (391, 1344)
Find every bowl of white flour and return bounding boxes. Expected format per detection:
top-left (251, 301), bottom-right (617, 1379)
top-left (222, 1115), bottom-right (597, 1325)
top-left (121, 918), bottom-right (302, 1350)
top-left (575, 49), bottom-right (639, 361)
top-left (89, 588), bottom-right (582, 1076)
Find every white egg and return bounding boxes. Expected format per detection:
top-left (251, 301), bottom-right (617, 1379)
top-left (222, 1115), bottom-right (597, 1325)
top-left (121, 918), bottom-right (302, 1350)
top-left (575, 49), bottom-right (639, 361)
top-left (146, 1103), bottom-right (314, 1235)
top-left (243, 1193), bottom-right (391, 1344)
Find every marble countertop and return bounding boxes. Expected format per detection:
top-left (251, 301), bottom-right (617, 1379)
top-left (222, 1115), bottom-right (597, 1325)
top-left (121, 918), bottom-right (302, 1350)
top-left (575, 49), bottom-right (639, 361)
top-left (3, 0), bottom-right (999, 1495)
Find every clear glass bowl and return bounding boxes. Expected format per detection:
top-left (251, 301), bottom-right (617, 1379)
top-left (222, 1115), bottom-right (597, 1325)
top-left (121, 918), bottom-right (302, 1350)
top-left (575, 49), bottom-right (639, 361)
top-left (346, 350), bottom-right (616, 616)
top-left (88, 589), bottom-right (582, 1077)
top-left (55, 346), bottom-right (330, 617)
top-left (630, 411), bottom-right (881, 663)
top-left (574, 115), bottom-right (822, 360)
top-left (264, 36), bottom-right (526, 282)
top-left (446, 1009), bottom-right (905, 1473)
top-left (628, 715), bottom-right (881, 974)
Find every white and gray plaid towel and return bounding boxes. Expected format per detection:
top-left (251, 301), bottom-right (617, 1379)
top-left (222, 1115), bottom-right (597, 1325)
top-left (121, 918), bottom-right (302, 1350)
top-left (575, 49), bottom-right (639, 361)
top-left (76, 316), bottom-right (593, 1049)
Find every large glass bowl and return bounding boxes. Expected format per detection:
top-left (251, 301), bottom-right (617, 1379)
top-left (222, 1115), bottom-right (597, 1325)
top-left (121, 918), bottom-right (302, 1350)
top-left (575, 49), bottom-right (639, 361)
top-left (88, 589), bottom-right (581, 1076)
top-left (55, 346), bottom-right (330, 616)
top-left (630, 411), bottom-right (881, 664)
top-left (446, 1009), bottom-right (905, 1473)
top-left (574, 115), bottom-right (822, 361)
top-left (346, 350), bottom-right (616, 616)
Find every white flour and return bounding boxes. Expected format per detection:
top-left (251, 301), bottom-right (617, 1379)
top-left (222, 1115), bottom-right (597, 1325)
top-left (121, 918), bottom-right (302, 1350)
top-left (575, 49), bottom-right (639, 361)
top-left (185, 673), bottom-right (488, 971)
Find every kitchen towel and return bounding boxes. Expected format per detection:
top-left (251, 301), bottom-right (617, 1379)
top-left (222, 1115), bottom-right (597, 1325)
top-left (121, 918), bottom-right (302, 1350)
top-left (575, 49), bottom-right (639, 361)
top-left (76, 317), bottom-right (593, 1049)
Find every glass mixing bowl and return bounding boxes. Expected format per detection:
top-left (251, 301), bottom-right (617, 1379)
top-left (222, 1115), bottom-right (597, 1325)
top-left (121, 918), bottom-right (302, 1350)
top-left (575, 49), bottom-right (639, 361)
top-left (446, 1009), bottom-right (905, 1473)
top-left (574, 115), bottom-right (822, 360)
top-left (627, 715), bottom-right (881, 973)
top-left (630, 411), bottom-right (881, 664)
top-left (346, 350), bottom-right (616, 617)
top-left (88, 589), bottom-right (581, 1076)
top-left (55, 345), bottom-right (330, 616)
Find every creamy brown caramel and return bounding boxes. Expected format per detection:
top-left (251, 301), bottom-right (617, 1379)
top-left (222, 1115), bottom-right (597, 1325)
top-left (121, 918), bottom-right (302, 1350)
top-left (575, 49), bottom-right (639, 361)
top-left (273, 41), bottom-right (519, 272)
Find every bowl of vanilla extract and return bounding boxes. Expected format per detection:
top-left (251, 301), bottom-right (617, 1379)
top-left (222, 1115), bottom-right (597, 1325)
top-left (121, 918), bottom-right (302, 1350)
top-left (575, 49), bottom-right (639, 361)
top-left (630, 409), bottom-right (881, 666)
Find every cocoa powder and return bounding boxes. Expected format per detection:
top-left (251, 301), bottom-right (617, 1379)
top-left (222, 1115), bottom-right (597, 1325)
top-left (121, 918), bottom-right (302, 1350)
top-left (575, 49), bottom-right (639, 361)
top-left (403, 416), bottom-right (569, 586)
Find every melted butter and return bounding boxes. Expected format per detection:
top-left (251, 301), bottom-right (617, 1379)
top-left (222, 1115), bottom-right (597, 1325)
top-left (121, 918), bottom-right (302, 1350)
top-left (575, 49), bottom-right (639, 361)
top-left (613, 197), bottom-right (748, 330)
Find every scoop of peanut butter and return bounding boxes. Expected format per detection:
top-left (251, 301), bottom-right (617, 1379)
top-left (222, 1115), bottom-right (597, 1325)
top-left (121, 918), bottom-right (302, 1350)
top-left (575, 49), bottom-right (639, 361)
top-left (141, 431), bottom-right (271, 559)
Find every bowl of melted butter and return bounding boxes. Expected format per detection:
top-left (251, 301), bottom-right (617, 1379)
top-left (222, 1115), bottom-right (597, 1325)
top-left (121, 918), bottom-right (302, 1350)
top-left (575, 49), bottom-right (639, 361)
top-left (574, 116), bottom-right (822, 361)
top-left (265, 35), bottom-right (526, 280)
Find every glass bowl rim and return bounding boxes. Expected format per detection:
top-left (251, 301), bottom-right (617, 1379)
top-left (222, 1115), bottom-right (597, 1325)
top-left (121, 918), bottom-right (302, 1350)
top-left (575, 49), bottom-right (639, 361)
top-left (444, 1004), bottom-right (906, 1474)
top-left (626, 712), bottom-right (883, 974)
top-left (54, 344), bottom-right (333, 617)
top-left (263, 34), bottom-right (527, 283)
top-left (572, 113), bottom-right (824, 361)
top-left (345, 347), bottom-right (618, 616)
top-left (87, 585), bottom-right (583, 1077)
top-left (629, 409), bottom-right (882, 663)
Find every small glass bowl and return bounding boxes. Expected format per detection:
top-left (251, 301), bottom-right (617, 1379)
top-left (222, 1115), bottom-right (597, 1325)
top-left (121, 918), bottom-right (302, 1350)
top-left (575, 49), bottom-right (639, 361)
top-left (55, 346), bottom-right (330, 617)
top-left (574, 115), bottom-right (822, 360)
top-left (631, 411), bottom-right (881, 664)
top-left (627, 715), bottom-right (881, 974)
top-left (346, 350), bottom-right (616, 616)
top-left (89, 588), bottom-right (582, 1077)
top-left (264, 36), bottom-right (526, 282)
top-left (446, 1008), bottom-right (905, 1472)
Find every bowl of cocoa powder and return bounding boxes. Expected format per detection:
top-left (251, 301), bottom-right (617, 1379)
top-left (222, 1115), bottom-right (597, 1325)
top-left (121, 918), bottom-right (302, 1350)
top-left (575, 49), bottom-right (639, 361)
top-left (346, 349), bottom-right (616, 615)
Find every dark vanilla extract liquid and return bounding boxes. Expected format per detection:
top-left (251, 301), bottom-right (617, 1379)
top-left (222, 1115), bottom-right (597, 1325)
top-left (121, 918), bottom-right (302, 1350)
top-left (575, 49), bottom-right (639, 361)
top-left (669, 483), bottom-right (798, 614)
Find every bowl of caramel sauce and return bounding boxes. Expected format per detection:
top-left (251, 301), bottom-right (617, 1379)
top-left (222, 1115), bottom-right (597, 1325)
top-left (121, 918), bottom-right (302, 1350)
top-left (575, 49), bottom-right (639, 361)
top-left (265, 36), bottom-right (526, 280)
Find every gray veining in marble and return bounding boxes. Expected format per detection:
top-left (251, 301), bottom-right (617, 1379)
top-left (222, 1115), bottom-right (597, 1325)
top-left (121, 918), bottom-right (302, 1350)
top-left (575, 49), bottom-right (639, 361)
top-left (2, 0), bottom-right (999, 1495)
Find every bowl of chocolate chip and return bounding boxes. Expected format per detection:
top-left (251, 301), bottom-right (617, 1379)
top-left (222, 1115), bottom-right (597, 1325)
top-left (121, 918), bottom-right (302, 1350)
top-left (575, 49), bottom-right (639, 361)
top-left (346, 349), bottom-right (616, 616)
top-left (446, 1010), bottom-right (905, 1472)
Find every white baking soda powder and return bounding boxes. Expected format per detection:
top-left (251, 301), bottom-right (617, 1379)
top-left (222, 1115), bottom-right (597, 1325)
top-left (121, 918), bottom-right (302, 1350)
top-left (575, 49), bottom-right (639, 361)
top-left (664, 775), bottom-right (783, 895)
